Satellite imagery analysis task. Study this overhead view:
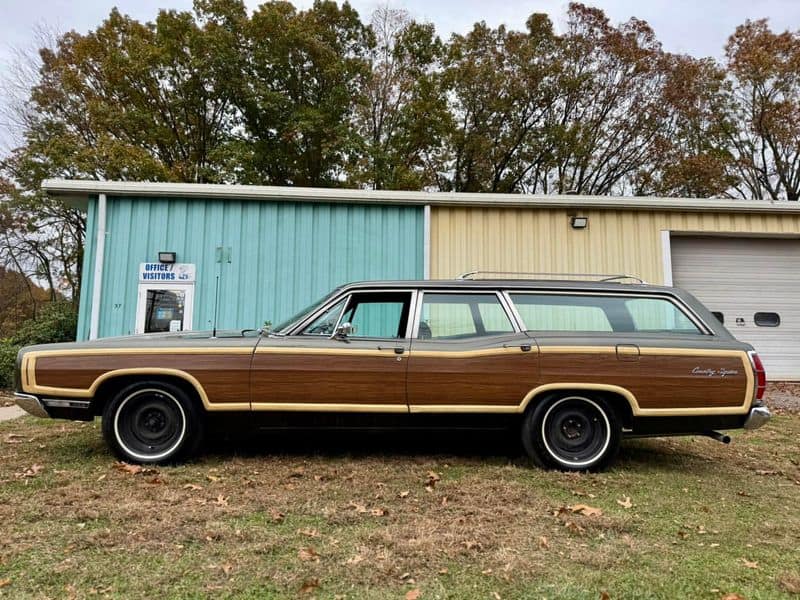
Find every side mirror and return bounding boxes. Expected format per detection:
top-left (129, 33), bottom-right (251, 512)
top-left (334, 322), bottom-right (353, 339)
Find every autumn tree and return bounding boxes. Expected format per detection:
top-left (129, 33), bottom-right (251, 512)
top-left (724, 20), bottom-right (800, 200)
top-left (350, 6), bottom-right (449, 190)
top-left (641, 55), bottom-right (738, 198)
top-left (542, 4), bottom-right (670, 195)
top-left (234, 0), bottom-right (372, 186)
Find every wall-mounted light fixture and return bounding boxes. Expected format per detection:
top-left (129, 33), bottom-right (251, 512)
top-left (570, 216), bottom-right (588, 229)
top-left (158, 251), bottom-right (177, 264)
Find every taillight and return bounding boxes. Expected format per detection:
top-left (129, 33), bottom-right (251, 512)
top-left (748, 351), bottom-right (767, 401)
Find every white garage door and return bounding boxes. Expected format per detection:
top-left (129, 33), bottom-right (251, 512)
top-left (671, 236), bottom-right (800, 380)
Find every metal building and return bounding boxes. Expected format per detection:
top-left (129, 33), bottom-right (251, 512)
top-left (44, 180), bottom-right (800, 379)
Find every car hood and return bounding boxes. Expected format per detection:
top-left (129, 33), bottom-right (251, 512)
top-left (18, 329), bottom-right (259, 355)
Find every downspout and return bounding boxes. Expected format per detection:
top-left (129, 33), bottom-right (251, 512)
top-left (89, 193), bottom-right (107, 340)
top-left (423, 204), bottom-right (431, 280)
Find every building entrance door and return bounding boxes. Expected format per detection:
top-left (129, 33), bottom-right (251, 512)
top-left (135, 263), bottom-right (196, 334)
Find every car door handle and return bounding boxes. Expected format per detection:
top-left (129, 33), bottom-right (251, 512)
top-left (394, 347), bottom-right (405, 355)
top-left (519, 344), bottom-right (532, 352)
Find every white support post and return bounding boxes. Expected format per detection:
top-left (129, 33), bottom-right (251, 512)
top-left (660, 229), bottom-right (673, 286)
top-left (423, 204), bottom-right (431, 280)
top-left (89, 193), bottom-right (107, 340)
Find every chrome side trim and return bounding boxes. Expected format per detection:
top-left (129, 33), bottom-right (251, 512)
top-left (743, 405), bottom-right (771, 430)
top-left (14, 393), bottom-right (50, 418)
top-left (41, 398), bottom-right (92, 410)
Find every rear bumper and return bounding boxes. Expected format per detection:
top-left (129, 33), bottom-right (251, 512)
top-left (14, 393), bottom-right (50, 418)
top-left (743, 404), bottom-right (771, 430)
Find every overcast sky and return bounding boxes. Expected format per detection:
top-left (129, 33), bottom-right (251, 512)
top-left (1, 0), bottom-right (799, 148)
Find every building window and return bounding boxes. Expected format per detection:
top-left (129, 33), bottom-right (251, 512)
top-left (754, 312), bottom-right (780, 327)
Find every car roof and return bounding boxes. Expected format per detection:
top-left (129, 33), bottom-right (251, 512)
top-left (340, 278), bottom-right (679, 295)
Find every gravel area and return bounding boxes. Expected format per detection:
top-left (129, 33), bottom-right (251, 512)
top-left (764, 382), bottom-right (800, 413)
top-left (0, 389), bottom-right (15, 408)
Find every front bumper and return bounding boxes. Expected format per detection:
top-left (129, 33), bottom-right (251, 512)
top-left (14, 393), bottom-right (50, 418)
top-left (743, 404), bottom-right (771, 430)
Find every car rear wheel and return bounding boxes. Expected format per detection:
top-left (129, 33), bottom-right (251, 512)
top-left (102, 381), bottom-right (204, 464)
top-left (522, 393), bottom-right (621, 471)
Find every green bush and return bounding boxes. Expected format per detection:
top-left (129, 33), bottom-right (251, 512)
top-left (0, 302), bottom-right (77, 389)
top-left (11, 302), bottom-right (78, 346)
top-left (0, 341), bottom-right (19, 389)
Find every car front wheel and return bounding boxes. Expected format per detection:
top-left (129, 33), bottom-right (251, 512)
top-left (102, 381), bottom-right (204, 464)
top-left (522, 393), bottom-right (621, 471)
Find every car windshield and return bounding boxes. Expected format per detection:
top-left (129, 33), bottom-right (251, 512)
top-left (270, 288), bottom-right (342, 334)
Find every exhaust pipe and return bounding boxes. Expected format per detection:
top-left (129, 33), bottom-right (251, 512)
top-left (705, 430), bottom-right (731, 444)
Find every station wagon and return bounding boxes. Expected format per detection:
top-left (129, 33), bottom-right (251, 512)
top-left (14, 274), bottom-right (771, 470)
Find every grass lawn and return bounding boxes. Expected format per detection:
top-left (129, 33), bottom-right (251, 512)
top-left (0, 414), bottom-right (799, 599)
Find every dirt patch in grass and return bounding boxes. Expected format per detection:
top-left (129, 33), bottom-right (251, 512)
top-left (765, 382), bottom-right (800, 413)
top-left (1, 418), bottom-right (799, 599)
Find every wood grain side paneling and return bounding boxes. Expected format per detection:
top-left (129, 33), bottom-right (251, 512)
top-left (537, 350), bottom-right (749, 410)
top-left (34, 353), bottom-right (252, 404)
top-left (407, 352), bottom-right (539, 406)
top-left (250, 351), bottom-right (407, 406)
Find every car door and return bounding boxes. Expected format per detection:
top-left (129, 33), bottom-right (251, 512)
top-left (406, 290), bottom-right (540, 412)
top-left (250, 290), bottom-right (415, 411)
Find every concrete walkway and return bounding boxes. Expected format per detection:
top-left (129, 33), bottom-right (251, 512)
top-left (0, 404), bottom-right (24, 422)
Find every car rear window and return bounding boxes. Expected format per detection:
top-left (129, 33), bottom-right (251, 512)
top-left (509, 293), bottom-right (703, 335)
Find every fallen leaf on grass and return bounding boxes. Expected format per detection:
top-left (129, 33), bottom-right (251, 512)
top-left (221, 564), bottom-right (233, 576)
top-left (298, 528), bottom-right (320, 538)
top-left (183, 484), bottom-right (203, 491)
top-left (755, 469), bottom-right (779, 476)
top-left (371, 507), bottom-right (388, 517)
top-left (147, 476), bottom-right (166, 485)
top-left (113, 462), bottom-right (143, 475)
top-left (348, 502), bottom-right (368, 514)
top-left (299, 578), bottom-right (319, 594)
top-left (345, 554), bottom-right (365, 566)
top-left (600, 592), bottom-right (611, 600)
top-left (206, 474), bottom-right (221, 483)
top-left (741, 558), bottom-right (758, 569)
top-left (565, 521), bottom-right (586, 534)
top-left (17, 464), bottom-right (44, 478)
top-left (616, 496), bottom-right (633, 509)
top-left (464, 540), bottom-right (481, 551)
top-left (270, 510), bottom-right (285, 523)
top-left (779, 573), bottom-right (800, 594)
top-left (213, 495), bottom-right (229, 507)
top-left (299, 547), bottom-right (320, 562)
top-left (425, 471), bottom-right (441, 490)
top-left (0, 579), bottom-right (10, 588)
top-left (720, 594), bottom-right (745, 600)
top-left (570, 504), bottom-right (603, 517)
top-left (399, 490), bottom-right (410, 498)
top-left (538, 536), bottom-right (550, 549)
top-left (405, 589), bottom-right (421, 600)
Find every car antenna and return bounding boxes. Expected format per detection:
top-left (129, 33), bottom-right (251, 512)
top-left (212, 274), bottom-right (220, 338)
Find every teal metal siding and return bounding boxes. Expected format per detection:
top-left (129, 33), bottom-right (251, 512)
top-left (78, 196), bottom-right (424, 339)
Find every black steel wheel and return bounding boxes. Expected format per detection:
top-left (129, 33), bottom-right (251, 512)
top-left (102, 381), bottom-right (204, 464)
top-left (522, 393), bottom-right (621, 471)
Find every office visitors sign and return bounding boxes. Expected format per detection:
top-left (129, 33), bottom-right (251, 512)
top-left (138, 263), bottom-right (196, 283)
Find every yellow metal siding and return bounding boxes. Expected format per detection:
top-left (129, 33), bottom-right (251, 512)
top-left (430, 208), bottom-right (800, 284)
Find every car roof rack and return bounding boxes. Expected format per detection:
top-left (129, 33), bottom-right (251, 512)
top-left (456, 271), bottom-right (646, 284)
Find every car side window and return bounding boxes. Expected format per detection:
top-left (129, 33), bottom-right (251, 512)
top-left (509, 293), bottom-right (703, 335)
top-left (417, 293), bottom-right (514, 340)
top-left (340, 292), bottom-right (412, 339)
top-left (299, 298), bottom-right (347, 335)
